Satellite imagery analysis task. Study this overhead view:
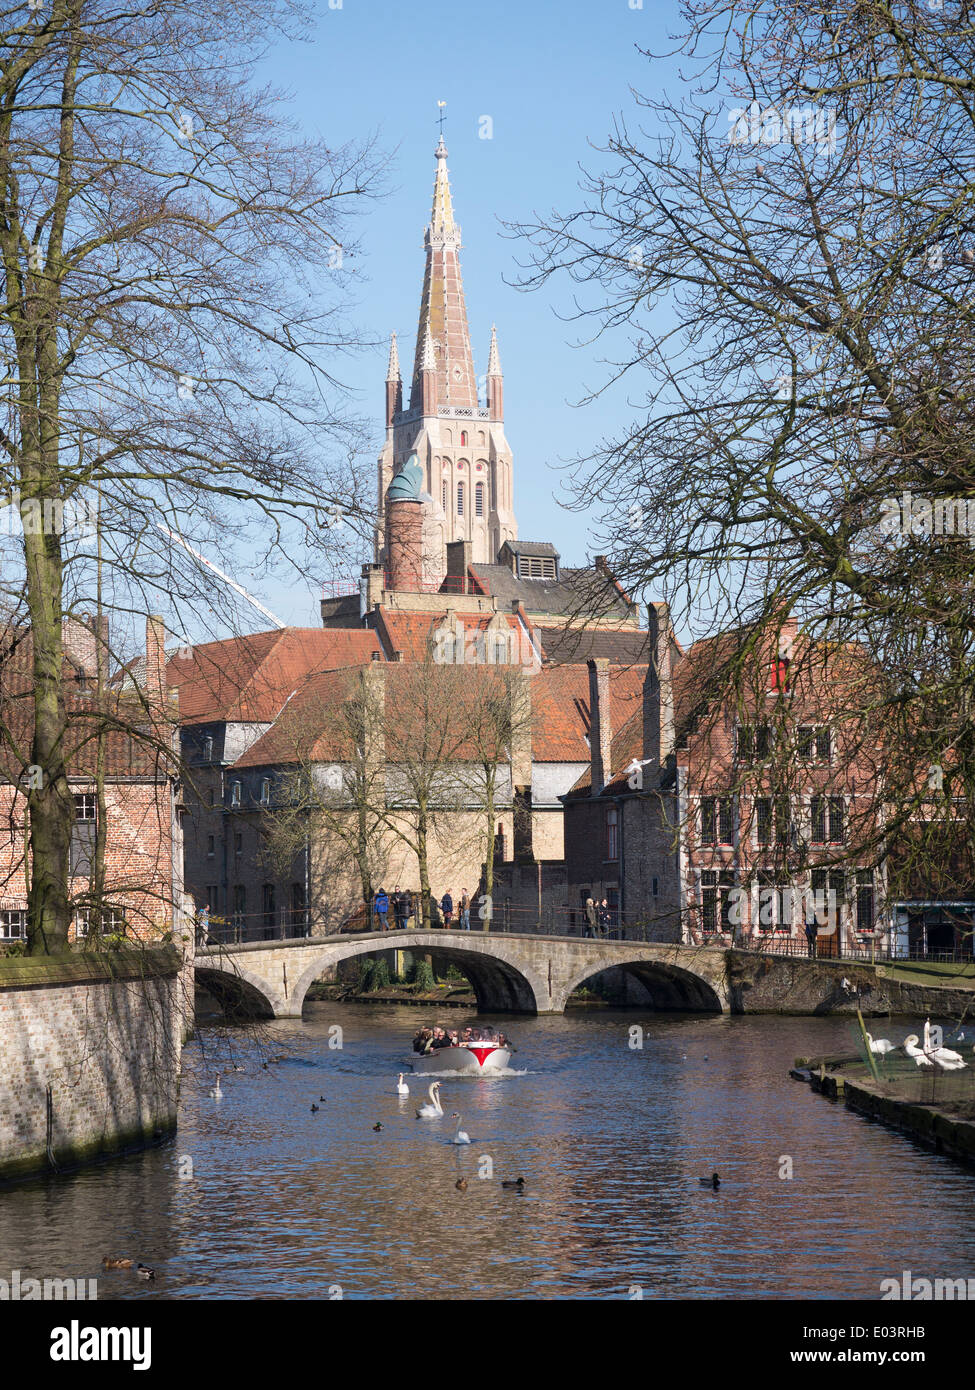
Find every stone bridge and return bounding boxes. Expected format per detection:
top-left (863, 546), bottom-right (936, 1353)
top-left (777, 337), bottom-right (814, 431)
top-left (195, 931), bottom-right (732, 1019)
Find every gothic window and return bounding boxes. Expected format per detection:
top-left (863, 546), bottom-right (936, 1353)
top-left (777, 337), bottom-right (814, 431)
top-left (457, 481), bottom-right (465, 516)
top-left (442, 480), bottom-right (448, 512)
top-left (460, 430), bottom-right (468, 446)
top-left (475, 482), bottom-right (485, 517)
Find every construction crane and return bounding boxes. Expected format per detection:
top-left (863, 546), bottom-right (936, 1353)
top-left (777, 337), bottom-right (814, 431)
top-left (155, 522), bottom-right (287, 630)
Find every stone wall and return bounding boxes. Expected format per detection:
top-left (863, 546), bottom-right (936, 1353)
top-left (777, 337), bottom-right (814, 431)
top-left (727, 950), bottom-right (975, 1017)
top-left (0, 948), bottom-right (182, 1183)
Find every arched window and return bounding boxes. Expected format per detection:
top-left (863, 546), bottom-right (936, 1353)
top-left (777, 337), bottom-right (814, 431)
top-left (442, 480), bottom-right (448, 512)
top-left (475, 481), bottom-right (485, 517)
top-left (457, 481), bottom-right (465, 516)
top-left (460, 430), bottom-right (468, 446)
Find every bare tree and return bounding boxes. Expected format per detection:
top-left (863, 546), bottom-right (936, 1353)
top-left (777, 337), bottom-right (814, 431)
top-left (512, 0), bottom-right (975, 906)
top-left (0, 0), bottom-right (384, 951)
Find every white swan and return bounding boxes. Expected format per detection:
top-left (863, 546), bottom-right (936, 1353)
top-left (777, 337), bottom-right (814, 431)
top-left (922, 1018), bottom-right (966, 1069)
top-left (209, 1074), bottom-right (223, 1098)
top-left (396, 1074), bottom-right (410, 1096)
top-left (904, 1035), bottom-right (934, 1067)
top-left (931, 1048), bottom-right (967, 1071)
top-left (415, 1082), bottom-right (443, 1119)
top-left (866, 1032), bottom-right (896, 1055)
top-left (449, 1113), bottom-right (471, 1145)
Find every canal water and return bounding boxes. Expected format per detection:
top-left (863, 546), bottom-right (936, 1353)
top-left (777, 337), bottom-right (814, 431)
top-left (1, 1005), bottom-right (974, 1300)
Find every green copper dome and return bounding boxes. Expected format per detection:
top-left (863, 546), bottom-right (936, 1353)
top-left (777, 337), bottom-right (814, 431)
top-left (386, 452), bottom-right (423, 502)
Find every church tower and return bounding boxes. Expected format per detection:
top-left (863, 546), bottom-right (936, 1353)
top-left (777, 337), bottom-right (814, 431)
top-left (377, 138), bottom-right (517, 582)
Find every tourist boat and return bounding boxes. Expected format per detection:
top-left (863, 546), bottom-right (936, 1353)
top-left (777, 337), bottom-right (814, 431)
top-left (407, 1040), bottom-right (512, 1074)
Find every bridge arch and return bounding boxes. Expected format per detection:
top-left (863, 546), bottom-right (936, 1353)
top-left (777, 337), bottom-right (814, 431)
top-left (194, 962), bottom-right (280, 1020)
top-left (290, 933), bottom-right (544, 1017)
top-left (555, 951), bottom-right (726, 1014)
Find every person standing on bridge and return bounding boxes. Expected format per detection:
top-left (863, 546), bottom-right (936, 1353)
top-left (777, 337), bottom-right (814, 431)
top-left (584, 898), bottom-right (598, 938)
top-left (374, 888), bottom-right (389, 932)
top-left (392, 885), bottom-right (408, 930)
top-left (441, 890), bottom-right (454, 928)
top-left (459, 889), bottom-right (471, 930)
top-left (804, 919), bottom-right (818, 959)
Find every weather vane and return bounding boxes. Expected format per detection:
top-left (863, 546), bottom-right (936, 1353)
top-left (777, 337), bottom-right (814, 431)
top-left (437, 100), bottom-right (447, 139)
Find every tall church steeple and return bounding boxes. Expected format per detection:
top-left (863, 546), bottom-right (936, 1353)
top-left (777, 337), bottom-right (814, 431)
top-left (409, 138), bottom-right (478, 413)
top-left (377, 139), bottom-right (517, 581)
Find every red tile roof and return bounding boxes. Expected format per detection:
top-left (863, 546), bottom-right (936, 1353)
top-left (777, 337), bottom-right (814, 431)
top-left (531, 663), bottom-right (647, 762)
top-left (374, 608), bottom-right (536, 664)
top-left (167, 628), bottom-right (382, 724)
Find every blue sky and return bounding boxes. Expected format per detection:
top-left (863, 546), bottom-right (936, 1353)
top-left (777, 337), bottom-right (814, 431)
top-left (246, 0), bottom-right (683, 628)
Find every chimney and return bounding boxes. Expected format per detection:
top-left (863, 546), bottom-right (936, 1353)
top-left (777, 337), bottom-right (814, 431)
top-left (62, 614), bottom-right (103, 683)
top-left (145, 614), bottom-right (167, 712)
top-left (644, 602), bottom-right (675, 767)
top-left (360, 662), bottom-right (386, 770)
top-left (445, 539), bottom-right (472, 594)
top-left (509, 666), bottom-right (533, 789)
top-left (360, 562), bottom-right (385, 612)
top-left (587, 657), bottom-right (612, 795)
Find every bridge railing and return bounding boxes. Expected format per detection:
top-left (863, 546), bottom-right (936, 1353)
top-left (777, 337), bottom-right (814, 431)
top-left (193, 904), bottom-right (975, 967)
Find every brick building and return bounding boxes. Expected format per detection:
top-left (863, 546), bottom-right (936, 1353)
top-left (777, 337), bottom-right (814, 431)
top-left (562, 607), bottom-right (890, 953)
top-left (0, 614), bottom-right (182, 944)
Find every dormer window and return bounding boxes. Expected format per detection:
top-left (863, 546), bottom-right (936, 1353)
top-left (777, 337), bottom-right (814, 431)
top-left (517, 555), bottom-right (556, 580)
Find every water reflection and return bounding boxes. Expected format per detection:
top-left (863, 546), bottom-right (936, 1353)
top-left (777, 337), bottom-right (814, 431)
top-left (1, 1005), bottom-right (973, 1299)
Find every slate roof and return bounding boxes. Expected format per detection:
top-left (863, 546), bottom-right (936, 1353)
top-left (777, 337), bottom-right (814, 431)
top-left (470, 563), bottom-right (636, 622)
top-left (539, 627), bottom-right (651, 665)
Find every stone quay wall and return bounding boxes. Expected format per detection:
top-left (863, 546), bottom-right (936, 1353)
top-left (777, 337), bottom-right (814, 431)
top-left (0, 948), bottom-right (183, 1183)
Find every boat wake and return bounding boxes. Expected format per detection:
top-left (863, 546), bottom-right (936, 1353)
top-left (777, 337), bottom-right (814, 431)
top-left (409, 1066), bottom-right (529, 1078)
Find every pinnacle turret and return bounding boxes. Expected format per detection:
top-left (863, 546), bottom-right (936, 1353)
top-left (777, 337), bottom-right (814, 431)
top-left (386, 331), bottom-right (401, 382)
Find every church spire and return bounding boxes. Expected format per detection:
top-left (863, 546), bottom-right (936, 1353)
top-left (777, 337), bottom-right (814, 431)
top-left (409, 139), bottom-right (478, 412)
top-left (486, 323), bottom-right (503, 419)
top-left (385, 331), bottom-right (402, 427)
top-left (386, 330), bottom-right (401, 382)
